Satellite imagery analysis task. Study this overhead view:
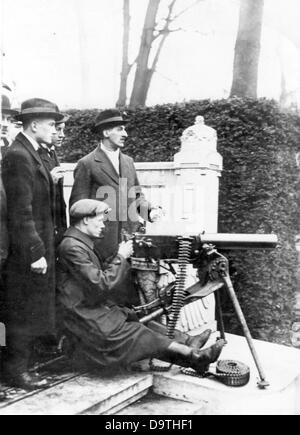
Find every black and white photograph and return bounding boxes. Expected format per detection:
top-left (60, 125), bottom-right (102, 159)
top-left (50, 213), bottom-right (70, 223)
top-left (0, 0), bottom-right (300, 417)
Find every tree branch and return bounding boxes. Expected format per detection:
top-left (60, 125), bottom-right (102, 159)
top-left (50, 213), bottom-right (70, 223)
top-left (171, 0), bottom-right (204, 22)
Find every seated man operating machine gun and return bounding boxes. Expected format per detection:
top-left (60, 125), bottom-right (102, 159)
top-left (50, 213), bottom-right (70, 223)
top-left (56, 199), bottom-right (226, 375)
top-left (57, 199), bottom-right (277, 388)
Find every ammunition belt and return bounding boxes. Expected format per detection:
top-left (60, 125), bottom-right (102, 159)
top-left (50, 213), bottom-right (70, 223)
top-left (181, 360), bottom-right (250, 387)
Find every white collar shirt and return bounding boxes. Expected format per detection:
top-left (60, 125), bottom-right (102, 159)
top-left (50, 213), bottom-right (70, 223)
top-left (41, 143), bottom-right (55, 156)
top-left (22, 132), bottom-right (40, 152)
top-left (101, 142), bottom-right (120, 175)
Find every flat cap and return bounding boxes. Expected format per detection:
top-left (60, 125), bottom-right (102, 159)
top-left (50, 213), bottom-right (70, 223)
top-left (70, 199), bottom-right (111, 220)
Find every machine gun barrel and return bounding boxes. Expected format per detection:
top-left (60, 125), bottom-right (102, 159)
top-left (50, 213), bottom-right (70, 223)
top-left (133, 232), bottom-right (278, 260)
top-left (200, 233), bottom-right (278, 250)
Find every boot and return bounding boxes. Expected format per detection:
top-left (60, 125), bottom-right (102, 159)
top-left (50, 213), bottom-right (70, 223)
top-left (185, 329), bottom-right (212, 350)
top-left (160, 340), bottom-right (226, 374)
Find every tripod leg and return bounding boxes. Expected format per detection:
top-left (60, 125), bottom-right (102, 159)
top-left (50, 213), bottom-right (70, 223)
top-left (223, 275), bottom-right (269, 389)
top-left (215, 290), bottom-right (226, 341)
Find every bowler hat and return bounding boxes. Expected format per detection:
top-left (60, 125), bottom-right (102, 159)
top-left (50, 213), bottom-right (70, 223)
top-left (1, 94), bottom-right (19, 117)
top-left (94, 109), bottom-right (128, 131)
top-left (15, 98), bottom-right (64, 122)
top-left (70, 199), bottom-right (111, 221)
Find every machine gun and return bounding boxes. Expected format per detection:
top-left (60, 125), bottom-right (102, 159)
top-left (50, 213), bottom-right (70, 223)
top-left (127, 231), bottom-right (278, 389)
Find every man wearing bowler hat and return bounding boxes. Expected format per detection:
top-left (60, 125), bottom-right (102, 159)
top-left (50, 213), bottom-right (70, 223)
top-left (2, 98), bottom-right (64, 390)
top-left (0, 93), bottom-right (18, 328)
top-left (1, 93), bottom-right (20, 158)
top-left (70, 110), bottom-right (163, 284)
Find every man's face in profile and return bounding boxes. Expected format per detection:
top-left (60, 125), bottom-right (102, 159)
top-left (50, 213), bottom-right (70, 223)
top-left (1, 113), bottom-right (12, 139)
top-left (53, 123), bottom-right (66, 148)
top-left (85, 214), bottom-right (106, 239)
top-left (105, 125), bottom-right (128, 149)
top-left (35, 118), bottom-right (57, 145)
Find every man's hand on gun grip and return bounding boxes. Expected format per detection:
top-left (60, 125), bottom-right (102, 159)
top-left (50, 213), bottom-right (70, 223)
top-left (118, 241), bottom-right (134, 260)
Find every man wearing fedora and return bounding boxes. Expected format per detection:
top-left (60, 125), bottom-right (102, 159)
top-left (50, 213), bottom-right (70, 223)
top-left (70, 109), bottom-right (162, 260)
top-left (2, 98), bottom-right (64, 390)
top-left (70, 109), bottom-right (163, 306)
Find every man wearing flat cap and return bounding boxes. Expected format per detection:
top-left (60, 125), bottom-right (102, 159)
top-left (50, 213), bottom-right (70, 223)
top-left (2, 98), bottom-right (64, 390)
top-left (70, 109), bottom-right (163, 263)
top-left (57, 199), bottom-right (225, 373)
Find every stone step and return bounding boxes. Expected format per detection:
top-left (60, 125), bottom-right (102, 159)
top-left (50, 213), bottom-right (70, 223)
top-left (117, 392), bottom-right (205, 415)
top-left (0, 370), bottom-right (153, 415)
top-left (1, 334), bottom-right (300, 415)
top-left (151, 334), bottom-right (300, 415)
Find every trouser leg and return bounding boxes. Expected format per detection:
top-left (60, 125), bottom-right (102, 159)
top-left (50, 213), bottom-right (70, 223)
top-left (147, 321), bottom-right (188, 344)
top-left (2, 327), bottom-right (32, 377)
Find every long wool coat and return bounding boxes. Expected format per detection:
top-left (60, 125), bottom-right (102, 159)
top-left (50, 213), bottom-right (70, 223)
top-left (2, 133), bottom-right (56, 337)
top-left (57, 227), bottom-right (170, 369)
top-left (69, 146), bottom-right (152, 261)
top-left (0, 173), bottom-right (8, 266)
top-left (39, 147), bottom-right (67, 246)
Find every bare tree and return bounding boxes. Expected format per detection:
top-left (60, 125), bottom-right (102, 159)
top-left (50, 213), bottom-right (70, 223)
top-left (117, 0), bottom-right (203, 108)
top-left (230, 0), bottom-right (265, 98)
top-left (116, 0), bottom-right (131, 108)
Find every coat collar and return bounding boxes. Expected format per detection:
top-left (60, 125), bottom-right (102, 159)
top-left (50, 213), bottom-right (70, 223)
top-left (94, 145), bottom-right (132, 184)
top-left (63, 226), bottom-right (95, 251)
top-left (94, 145), bottom-right (119, 184)
top-left (15, 133), bottom-right (50, 184)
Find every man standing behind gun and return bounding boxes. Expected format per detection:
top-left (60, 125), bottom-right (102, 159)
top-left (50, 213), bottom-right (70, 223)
top-left (70, 109), bottom-right (163, 262)
top-left (39, 115), bottom-right (69, 246)
top-left (2, 98), bottom-right (64, 391)
top-left (70, 110), bottom-right (163, 306)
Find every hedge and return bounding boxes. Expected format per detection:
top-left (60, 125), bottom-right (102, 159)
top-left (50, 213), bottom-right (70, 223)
top-left (59, 98), bottom-right (300, 345)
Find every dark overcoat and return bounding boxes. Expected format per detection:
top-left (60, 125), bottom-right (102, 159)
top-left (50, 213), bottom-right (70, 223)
top-left (39, 147), bottom-right (67, 246)
top-left (57, 227), bottom-right (170, 368)
top-left (2, 132), bottom-right (56, 337)
top-left (69, 146), bottom-right (152, 261)
top-left (0, 173), bottom-right (8, 266)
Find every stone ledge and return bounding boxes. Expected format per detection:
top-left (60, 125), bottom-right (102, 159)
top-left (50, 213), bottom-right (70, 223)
top-left (152, 334), bottom-right (300, 415)
top-left (0, 372), bottom-right (153, 415)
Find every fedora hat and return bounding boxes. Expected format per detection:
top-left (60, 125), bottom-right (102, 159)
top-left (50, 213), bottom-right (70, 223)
top-left (1, 94), bottom-right (19, 117)
top-left (15, 98), bottom-right (64, 122)
top-left (94, 109), bottom-right (128, 131)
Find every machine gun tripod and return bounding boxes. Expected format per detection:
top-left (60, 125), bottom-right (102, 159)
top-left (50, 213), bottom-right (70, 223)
top-left (130, 232), bottom-right (278, 389)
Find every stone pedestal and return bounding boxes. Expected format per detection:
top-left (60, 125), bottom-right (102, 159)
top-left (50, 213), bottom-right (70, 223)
top-left (146, 116), bottom-right (222, 235)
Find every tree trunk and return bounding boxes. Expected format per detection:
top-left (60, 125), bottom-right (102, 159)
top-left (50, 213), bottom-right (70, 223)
top-left (129, 0), bottom-right (161, 108)
top-left (230, 0), bottom-right (264, 98)
top-left (116, 0), bottom-right (131, 108)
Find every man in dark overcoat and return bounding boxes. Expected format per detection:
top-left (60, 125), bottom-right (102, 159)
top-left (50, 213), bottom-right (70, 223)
top-left (2, 98), bottom-right (64, 390)
top-left (69, 109), bottom-right (163, 263)
top-left (39, 115), bottom-right (69, 247)
top-left (57, 199), bottom-right (225, 372)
